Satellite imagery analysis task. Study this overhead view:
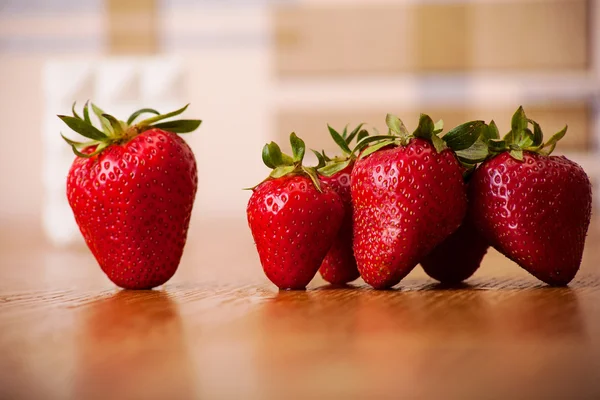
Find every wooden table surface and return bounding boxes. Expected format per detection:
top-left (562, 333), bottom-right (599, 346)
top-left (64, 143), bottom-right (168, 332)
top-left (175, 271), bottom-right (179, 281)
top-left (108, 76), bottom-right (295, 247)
top-left (1, 217), bottom-right (600, 400)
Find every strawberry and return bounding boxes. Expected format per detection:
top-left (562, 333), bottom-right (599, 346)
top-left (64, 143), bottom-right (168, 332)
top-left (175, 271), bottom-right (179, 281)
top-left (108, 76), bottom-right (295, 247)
top-left (314, 124), bottom-right (369, 285)
top-left (351, 114), bottom-right (484, 289)
top-left (468, 107), bottom-right (592, 285)
top-left (59, 103), bottom-right (201, 289)
top-left (420, 122), bottom-right (493, 284)
top-left (247, 133), bottom-right (345, 290)
top-left (420, 217), bottom-right (489, 283)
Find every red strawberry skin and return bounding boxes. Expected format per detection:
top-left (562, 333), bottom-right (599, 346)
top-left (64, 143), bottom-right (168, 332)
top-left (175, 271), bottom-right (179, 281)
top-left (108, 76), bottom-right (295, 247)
top-left (319, 163), bottom-right (360, 284)
top-left (351, 138), bottom-right (467, 289)
top-left (67, 128), bottom-right (198, 289)
top-left (421, 219), bottom-right (489, 283)
top-left (247, 175), bottom-right (345, 290)
top-left (469, 152), bottom-right (592, 285)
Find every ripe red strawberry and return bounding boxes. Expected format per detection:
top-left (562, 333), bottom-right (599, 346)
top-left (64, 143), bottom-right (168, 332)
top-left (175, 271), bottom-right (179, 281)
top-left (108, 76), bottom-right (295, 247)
top-left (351, 114), bottom-right (472, 289)
top-left (468, 107), bottom-right (592, 285)
top-left (420, 218), bottom-right (489, 283)
top-left (59, 103), bottom-right (201, 289)
top-left (247, 133), bottom-right (345, 290)
top-left (314, 124), bottom-right (369, 284)
top-left (351, 114), bottom-right (475, 289)
top-left (318, 163), bottom-right (358, 284)
top-left (420, 121), bottom-right (492, 284)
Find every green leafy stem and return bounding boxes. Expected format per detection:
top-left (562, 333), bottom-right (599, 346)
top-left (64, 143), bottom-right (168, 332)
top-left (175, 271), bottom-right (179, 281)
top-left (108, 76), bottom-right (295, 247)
top-left (59, 102), bottom-right (202, 158)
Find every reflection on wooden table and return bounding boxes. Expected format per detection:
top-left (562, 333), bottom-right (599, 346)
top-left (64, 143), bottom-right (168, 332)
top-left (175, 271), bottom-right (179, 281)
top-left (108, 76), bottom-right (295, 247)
top-left (1, 218), bottom-right (599, 399)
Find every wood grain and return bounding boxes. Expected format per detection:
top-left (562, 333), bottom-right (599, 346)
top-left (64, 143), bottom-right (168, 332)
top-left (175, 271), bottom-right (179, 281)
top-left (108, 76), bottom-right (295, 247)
top-left (1, 218), bottom-right (600, 399)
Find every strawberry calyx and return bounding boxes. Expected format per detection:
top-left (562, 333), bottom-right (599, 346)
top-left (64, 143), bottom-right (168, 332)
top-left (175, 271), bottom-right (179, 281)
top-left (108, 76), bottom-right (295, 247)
top-left (357, 113), bottom-right (489, 167)
top-left (258, 132), bottom-right (324, 192)
top-left (59, 102), bottom-right (202, 158)
top-left (314, 123), bottom-right (370, 177)
top-left (443, 120), bottom-right (490, 170)
top-left (354, 113), bottom-right (443, 159)
top-left (480, 106), bottom-right (567, 162)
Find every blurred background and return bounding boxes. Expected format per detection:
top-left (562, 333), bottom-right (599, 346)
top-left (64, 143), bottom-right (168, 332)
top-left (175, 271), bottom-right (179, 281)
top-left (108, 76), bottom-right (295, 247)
top-left (0, 0), bottom-right (599, 245)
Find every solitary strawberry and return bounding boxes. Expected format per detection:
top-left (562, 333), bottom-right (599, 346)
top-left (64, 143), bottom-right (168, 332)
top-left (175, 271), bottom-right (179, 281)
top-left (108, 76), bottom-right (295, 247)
top-left (420, 121), bottom-right (492, 284)
top-left (247, 133), bottom-right (345, 290)
top-left (59, 103), bottom-right (201, 289)
top-left (314, 124), bottom-right (369, 285)
top-left (469, 107), bottom-right (592, 285)
top-left (351, 114), bottom-right (475, 289)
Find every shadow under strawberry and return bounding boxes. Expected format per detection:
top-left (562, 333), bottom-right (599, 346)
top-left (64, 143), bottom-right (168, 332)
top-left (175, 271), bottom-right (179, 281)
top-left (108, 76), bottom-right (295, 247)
top-left (73, 290), bottom-right (196, 399)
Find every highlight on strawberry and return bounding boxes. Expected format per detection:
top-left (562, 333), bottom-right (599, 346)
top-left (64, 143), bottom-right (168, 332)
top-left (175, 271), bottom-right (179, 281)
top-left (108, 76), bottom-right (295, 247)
top-left (59, 102), bottom-right (201, 290)
top-left (246, 133), bottom-right (345, 290)
top-left (313, 124), bottom-right (369, 285)
top-left (467, 106), bottom-right (592, 286)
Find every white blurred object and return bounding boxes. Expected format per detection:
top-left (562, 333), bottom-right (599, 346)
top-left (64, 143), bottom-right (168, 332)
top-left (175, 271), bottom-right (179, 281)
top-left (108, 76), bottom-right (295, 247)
top-left (42, 57), bottom-right (184, 246)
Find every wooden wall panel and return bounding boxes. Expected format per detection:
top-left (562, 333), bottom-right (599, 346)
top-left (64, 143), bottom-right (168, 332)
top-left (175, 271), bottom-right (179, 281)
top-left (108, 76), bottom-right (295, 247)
top-left (276, 103), bottom-right (591, 154)
top-left (106, 0), bottom-right (158, 54)
top-left (274, 0), bottom-right (588, 75)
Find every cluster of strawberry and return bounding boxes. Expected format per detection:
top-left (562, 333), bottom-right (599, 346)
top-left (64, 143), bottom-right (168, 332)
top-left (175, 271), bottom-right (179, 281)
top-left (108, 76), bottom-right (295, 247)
top-left (247, 107), bottom-right (593, 290)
